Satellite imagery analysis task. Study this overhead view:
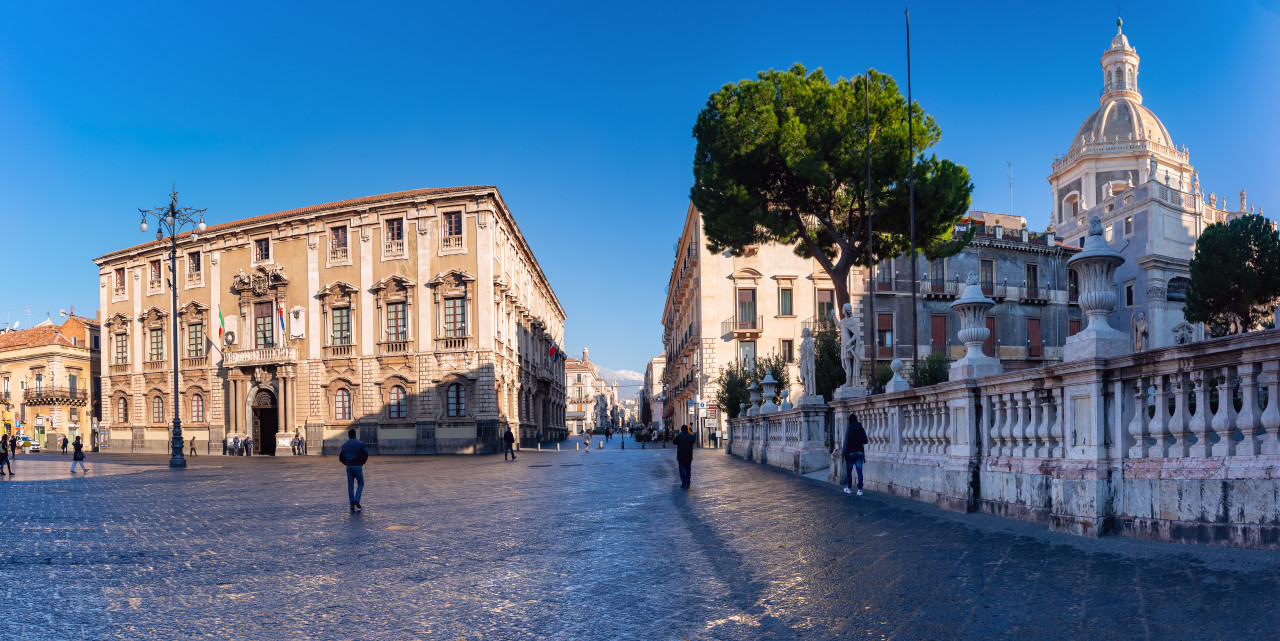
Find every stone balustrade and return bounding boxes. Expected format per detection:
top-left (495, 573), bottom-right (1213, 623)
top-left (727, 403), bottom-right (828, 475)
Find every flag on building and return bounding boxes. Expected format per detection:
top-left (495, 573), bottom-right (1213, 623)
top-left (217, 306), bottom-right (225, 340)
top-left (278, 301), bottom-right (286, 335)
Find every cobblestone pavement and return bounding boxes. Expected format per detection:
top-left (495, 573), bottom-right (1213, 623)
top-left (3, 438), bottom-right (1279, 640)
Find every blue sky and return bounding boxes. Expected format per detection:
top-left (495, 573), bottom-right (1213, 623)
top-left (1, 1), bottom-right (1276, 377)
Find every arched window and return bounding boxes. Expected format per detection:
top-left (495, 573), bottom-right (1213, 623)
top-left (447, 384), bottom-right (466, 417)
top-left (388, 385), bottom-right (406, 419)
top-left (152, 396), bottom-right (164, 423)
top-left (191, 394), bottom-right (205, 423)
top-left (335, 388), bottom-right (352, 421)
top-left (116, 398), bottom-right (128, 424)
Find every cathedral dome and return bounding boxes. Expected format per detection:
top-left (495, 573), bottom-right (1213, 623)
top-left (1070, 96), bottom-right (1173, 149)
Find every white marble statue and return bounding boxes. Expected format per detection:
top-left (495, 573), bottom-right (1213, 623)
top-left (799, 327), bottom-right (817, 397)
top-left (831, 302), bottom-right (860, 388)
top-left (1131, 310), bottom-right (1148, 352)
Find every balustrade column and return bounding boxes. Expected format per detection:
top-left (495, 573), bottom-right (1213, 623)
top-left (1031, 390), bottom-right (1048, 457)
top-left (929, 401), bottom-right (942, 453)
top-left (1260, 361), bottom-right (1280, 456)
top-left (939, 401), bottom-right (952, 451)
top-left (1000, 393), bottom-right (1016, 457)
top-left (1236, 364), bottom-right (1262, 456)
top-left (1167, 373), bottom-right (1191, 457)
top-left (1050, 387), bottom-right (1065, 457)
top-left (1014, 392), bottom-right (1031, 457)
top-left (921, 402), bottom-right (934, 453)
top-left (1210, 367), bottom-right (1238, 457)
top-left (1188, 370), bottom-right (1213, 457)
top-left (1148, 376), bottom-right (1170, 457)
top-left (988, 394), bottom-right (1003, 456)
top-left (1127, 378), bottom-right (1148, 458)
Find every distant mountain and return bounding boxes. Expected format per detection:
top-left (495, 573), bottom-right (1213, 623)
top-left (593, 365), bottom-right (645, 391)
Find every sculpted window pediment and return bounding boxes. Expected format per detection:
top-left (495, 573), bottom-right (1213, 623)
top-left (231, 264), bottom-right (289, 296)
top-left (105, 312), bottom-right (133, 329)
top-left (428, 269), bottom-right (476, 298)
top-left (371, 274), bottom-right (416, 300)
top-left (318, 281), bottom-right (359, 304)
top-left (178, 301), bottom-right (209, 322)
top-left (137, 306), bottom-right (168, 328)
top-left (730, 267), bottom-right (762, 284)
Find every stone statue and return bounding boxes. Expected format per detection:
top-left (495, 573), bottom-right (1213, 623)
top-left (1241, 189), bottom-right (1248, 213)
top-left (1209, 191), bottom-right (1216, 208)
top-left (1163, 169), bottom-right (1170, 186)
top-left (1131, 311), bottom-right (1148, 352)
top-left (799, 327), bottom-right (817, 398)
top-left (1149, 155), bottom-right (1158, 177)
top-left (1193, 170), bottom-right (1200, 192)
top-left (831, 303), bottom-right (861, 389)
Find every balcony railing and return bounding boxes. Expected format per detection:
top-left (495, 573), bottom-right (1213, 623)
top-left (112, 286), bottom-right (126, 298)
top-left (182, 356), bottom-right (208, 369)
top-left (185, 270), bottom-right (203, 286)
top-left (436, 336), bottom-right (470, 352)
top-left (330, 246), bottom-right (349, 261)
top-left (441, 235), bottom-right (463, 250)
top-left (144, 360), bottom-right (167, 372)
top-left (148, 278), bottom-right (162, 291)
top-left (384, 238), bottom-right (405, 256)
top-left (802, 316), bottom-right (833, 333)
top-left (721, 315), bottom-right (763, 336)
top-left (325, 343), bottom-right (354, 358)
top-left (24, 386), bottom-right (88, 405)
top-left (379, 340), bottom-right (410, 355)
top-left (224, 347), bottom-right (298, 367)
top-left (109, 363), bottom-right (130, 375)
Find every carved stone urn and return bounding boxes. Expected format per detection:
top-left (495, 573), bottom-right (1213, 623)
top-left (949, 271), bottom-right (1002, 379)
top-left (1065, 216), bottom-right (1129, 360)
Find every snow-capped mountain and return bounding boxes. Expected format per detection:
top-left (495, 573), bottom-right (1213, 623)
top-left (593, 365), bottom-right (645, 391)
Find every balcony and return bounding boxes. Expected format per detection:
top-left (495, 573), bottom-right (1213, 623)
top-left (224, 346), bottom-right (298, 367)
top-left (441, 235), bottom-right (463, 250)
top-left (144, 360), bottom-right (167, 372)
top-left (109, 363), bottom-right (130, 375)
top-left (182, 356), bottom-right (208, 369)
top-left (148, 277), bottom-right (162, 292)
top-left (802, 316), bottom-right (833, 333)
top-left (25, 386), bottom-right (88, 406)
top-left (721, 315), bottom-right (763, 340)
top-left (921, 278), bottom-right (960, 299)
top-left (1019, 284), bottom-right (1049, 305)
top-left (324, 343), bottom-right (354, 359)
top-left (435, 336), bottom-right (470, 352)
top-left (981, 281), bottom-right (1008, 301)
top-left (112, 285), bottom-right (126, 298)
top-left (185, 270), bottom-right (203, 286)
top-left (384, 238), bottom-right (405, 257)
top-left (378, 340), bottom-right (410, 355)
top-left (330, 245), bottom-right (350, 262)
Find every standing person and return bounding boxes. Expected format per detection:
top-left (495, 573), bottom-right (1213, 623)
top-left (189, 438), bottom-right (198, 457)
top-left (582, 429), bottom-right (591, 453)
top-left (70, 436), bottom-right (88, 473)
top-left (9, 434), bottom-right (17, 458)
top-left (222, 438), bottom-right (228, 455)
top-left (338, 428), bottom-right (369, 512)
top-left (503, 426), bottom-right (517, 461)
top-left (231, 436), bottom-right (240, 456)
top-left (298, 433), bottom-right (306, 455)
top-left (843, 414), bottom-right (868, 496)
top-left (244, 435), bottom-right (253, 457)
top-left (291, 433), bottom-right (299, 456)
top-left (0, 437), bottom-right (12, 476)
top-left (61, 435), bottom-right (69, 455)
top-left (673, 425), bottom-right (695, 488)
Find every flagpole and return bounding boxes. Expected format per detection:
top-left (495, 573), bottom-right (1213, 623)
top-left (905, 5), bottom-right (920, 385)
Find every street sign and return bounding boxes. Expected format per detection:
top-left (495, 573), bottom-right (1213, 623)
top-left (703, 418), bottom-right (716, 429)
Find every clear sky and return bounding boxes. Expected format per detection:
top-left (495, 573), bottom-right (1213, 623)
top-left (1, 0), bottom-right (1276, 376)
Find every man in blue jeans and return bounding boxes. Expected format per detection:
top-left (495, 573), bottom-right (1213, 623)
top-left (843, 414), bottom-right (868, 496)
top-left (673, 425), bottom-right (695, 488)
top-left (338, 428), bottom-right (369, 512)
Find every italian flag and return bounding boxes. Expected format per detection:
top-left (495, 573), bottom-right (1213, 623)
top-left (217, 306), bottom-right (225, 340)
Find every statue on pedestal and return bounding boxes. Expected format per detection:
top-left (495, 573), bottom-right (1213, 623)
top-left (831, 303), bottom-right (861, 389)
top-left (799, 327), bottom-right (816, 398)
top-left (1131, 310), bottom-right (1148, 352)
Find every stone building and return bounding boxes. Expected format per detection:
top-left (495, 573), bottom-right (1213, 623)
top-left (0, 315), bottom-right (101, 447)
top-left (1048, 19), bottom-right (1264, 348)
top-left (93, 185), bottom-right (567, 455)
top-left (564, 348), bottom-right (618, 434)
top-left (641, 355), bottom-right (664, 428)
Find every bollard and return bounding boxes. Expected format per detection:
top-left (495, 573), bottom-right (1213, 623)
top-left (556, 442), bottom-right (560, 452)
top-left (537, 442), bottom-right (541, 451)
top-left (598, 440), bottom-right (602, 450)
top-left (576, 442), bottom-right (580, 451)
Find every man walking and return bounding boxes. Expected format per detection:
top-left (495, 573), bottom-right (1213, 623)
top-left (339, 428), bottom-right (368, 512)
top-left (673, 424), bottom-right (695, 488)
top-left (0, 437), bottom-right (12, 475)
top-left (189, 438), bottom-right (198, 456)
top-left (843, 413), bottom-right (868, 496)
top-left (503, 426), bottom-right (517, 461)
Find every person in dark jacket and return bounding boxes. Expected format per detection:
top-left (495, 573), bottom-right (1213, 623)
top-left (0, 438), bottom-right (12, 476)
top-left (71, 436), bottom-right (88, 473)
top-left (673, 424), bottom-right (696, 488)
top-left (338, 428), bottom-right (369, 511)
top-left (503, 427), bottom-right (517, 461)
top-left (842, 414), bottom-right (868, 495)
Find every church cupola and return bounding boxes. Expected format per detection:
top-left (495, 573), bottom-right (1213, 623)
top-left (1100, 17), bottom-right (1141, 105)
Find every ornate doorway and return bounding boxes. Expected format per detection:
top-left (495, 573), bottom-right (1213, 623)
top-left (251, 389), bottom-right (278, 456)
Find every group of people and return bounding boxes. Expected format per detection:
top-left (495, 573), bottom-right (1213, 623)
top-left (225, 435), bottom-right (254, 456)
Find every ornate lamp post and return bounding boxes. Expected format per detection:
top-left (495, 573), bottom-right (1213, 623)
top-left (139, 186), bottom-right (207, 468)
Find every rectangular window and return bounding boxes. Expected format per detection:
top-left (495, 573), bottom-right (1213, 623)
top-left (736, 289), bottom-right (757, 328)
top-left (69, 374), bottom-right (78, 395)
top-left (876, 259), bottom-right (893, 290)
top-left (255, 238), bottom-right (271, 262)
top-left (1124, 216), bottom-right (1133, 235)
top-left (34, 373), bottom-right (43, 391)
top-left (1069, 269), bottom-right (1080, 302)
top-left (149, 260), bottom-right (161, 284)
top-left (1126, 284), bottom-right (1135, 307)
top-left (1025, 263), bottom-right (1039, 297)
top-left (188, 323), bottom-right (205, 358)
top-left (445, 211), bottom-right (462, 237)
top-left (92, 335), bottom-right (100, 351)
top-left (386, 302), bottom-right (407, 341)
top-left (188, 251), bottom-right (201, 273)
top-left (983, 317), bottom-right (996, 357)
top-left (816, 289), bottom-right (835, 321)
top-left (929, 258), bottom-right (945, 289)
top-left (781, 339), bottom-right (794, 363)
top-left (778, 288), bottom-right (793, 316)
top-left (149, 328), bottom-right (164, 362)
top-left (930, 314), bottom-right (947, 356)
top-left (114, 267), bottom-right (125, 288)
top-left (980, 259), bottom-right (994, 295)
top-left (332, 225), bottom-right (348, 249)
top-left (1105, 224), bottom-right (1114, 242)
top-left (444, 298), bottom-right (466, 338)
top-left (115, 333), bottom-right (128, 365)
top-left (386, 218), bottom-right (404, 242)
top-left (877, 313), bottom-right (893, 358)
top-left (332, 307), bottom-right (351, 345)
top-left (254, 301), bottom-right (274, 349)
top-left (738, 341), bottom-right (756, 365)
top-left (1027, 318), bottom-right (1043, 357)
top-left (1069, 319), bottom-right (1082, 337)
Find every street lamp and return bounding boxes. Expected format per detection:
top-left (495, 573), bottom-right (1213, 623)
top-left (139, 185), bottom-right (207, 469)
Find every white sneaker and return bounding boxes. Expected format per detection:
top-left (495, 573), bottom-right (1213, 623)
top-left (843, 487), bottom-right (852, 494)
top-left (857, 489), bottom-right (864, 496)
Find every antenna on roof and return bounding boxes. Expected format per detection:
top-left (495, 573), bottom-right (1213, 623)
top-left (24, 306), bottom-right (32, 328)
top-left (1007, 161), bottom-right (1014, 218)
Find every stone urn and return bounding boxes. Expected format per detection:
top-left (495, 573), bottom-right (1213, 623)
top-left (760, 373), bottom-right (778, 413)
top-left (1065, 216), bottom-right (1128, 360)
top-left (748, 383), bottom-right (762, 416)
top-left (949, 271), bottom-right (1002, 379)
top-left (885, 359), bottom-right (910, 392)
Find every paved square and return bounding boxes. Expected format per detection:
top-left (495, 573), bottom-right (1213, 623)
top-left (3, 441), bottom-right (1278, 640)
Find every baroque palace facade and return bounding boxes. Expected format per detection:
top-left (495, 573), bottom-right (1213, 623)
top-left (94, 185), bottom-right (567, 456)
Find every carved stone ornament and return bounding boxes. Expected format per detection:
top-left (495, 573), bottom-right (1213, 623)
top-left (1146, 280), bottom-right (1167, 302)
top-left (1172, 321), bottom-right (1195, 345)
top-left (253, 367), bottom-right (270, 385)
top-left (231, 265), bottom-right (288, 296)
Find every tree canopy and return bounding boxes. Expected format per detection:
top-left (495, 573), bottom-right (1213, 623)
top-left (691, 65), bottom-right (974, 307)
top-left (1185, 214), bottom-right (1280, 336)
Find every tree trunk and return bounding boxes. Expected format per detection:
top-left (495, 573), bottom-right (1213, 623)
top-left (829, 262), bottom-right (852, 313)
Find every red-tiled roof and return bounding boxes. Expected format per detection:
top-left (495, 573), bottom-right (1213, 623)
top-left (96, 185), bottom-right (495, 261)
top-left (0, 326), bottom-right (74, 352)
